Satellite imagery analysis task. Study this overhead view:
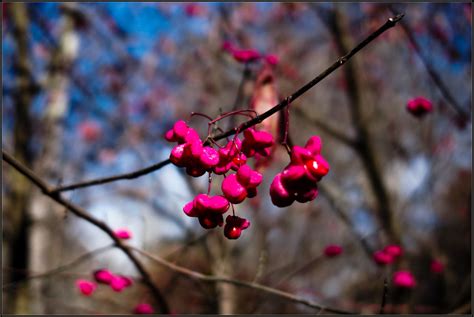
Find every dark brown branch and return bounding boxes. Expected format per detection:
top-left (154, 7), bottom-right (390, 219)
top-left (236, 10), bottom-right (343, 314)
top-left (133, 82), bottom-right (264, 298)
top-left (2, 244), bottom-right (115, 290)
top-left (379, 277), bottom-right (388, 314)
top-left (130, 246), bottom-right (355, 314)
top-left (51, 159), bottom-right (171, 193)
top-left (51, 13), bottom-right (404, 193)
top-left (387, 5), bottom-right (470, 122)
top-left (317, 5), bottom-right (401, 244)
top-left (292, 106), bottom-right (357, 148)
top-left (2, 150), bottom-right (170, 314)
top-left (318, 183), bottom-right (376, 260)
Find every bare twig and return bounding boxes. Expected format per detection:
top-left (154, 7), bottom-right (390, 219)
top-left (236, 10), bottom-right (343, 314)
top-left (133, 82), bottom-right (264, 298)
top-left (318, 183), bottom-right (375, 260)
top-left (51, 13), bottom-right (405, 193)
top-left (2, 244), bottom-right (115, 290)
top-left (387, 5), bottom-right (470, 122)
top-left (450, 302), bottom-right (471, 314)
top-left (2, 150), bottom-right (170, 314)
top-left (292, 106), bottom-right (357, 148)
top-left (130, 246), bottom-right (355, 314)
top-left (379, 277), bottom-right (388, 314)
top-left (314, 5), bottom-right (401, 244)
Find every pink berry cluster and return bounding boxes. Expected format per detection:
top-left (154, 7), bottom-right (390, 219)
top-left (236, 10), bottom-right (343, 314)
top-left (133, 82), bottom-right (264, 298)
top-left (94, 268), bottom-right (133, 292)
top-left (373, 244), bottom-right (403, 266)
top-left (222, 41), bottom-right (279, 65)
top-left (75, 269), bottom-right (133, 297)
top-left (165, 120), bottom-right (274, 239)
top-left (76, 269), bottom-right (153, 314)
top-left (166, 121), bottom-right (219, 177)
top-left (270, 136), bottom-right (330, 207)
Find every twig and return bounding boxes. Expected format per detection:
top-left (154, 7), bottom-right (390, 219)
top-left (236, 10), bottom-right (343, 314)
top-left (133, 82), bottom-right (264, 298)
top-left (450, 302), bottom-right (471, 314)
top-left (292, 106), bottom-right (357, 148)
top-left (318, 183), bottom-right (375, 260)
top-left (51, 158), bottom-right (172, 193)
top-left (387, 5), bottom-right (470, 121)
top-left (50, 13), bottom-right (405, 193)
top-left (316, 5), bottom-right (401, 244)
top-left (379, 277), bottom-right (388, 314)
top-left (2, 244), bottom-right (115, 290)
top-left (129, 246), bottom-right (354, 314)
top-left (2, 150), bottom-right (170, 314)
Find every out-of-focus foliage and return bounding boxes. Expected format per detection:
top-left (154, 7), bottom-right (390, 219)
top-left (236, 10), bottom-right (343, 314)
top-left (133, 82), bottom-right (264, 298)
top-left (2, 2), bottom-right (471, 314)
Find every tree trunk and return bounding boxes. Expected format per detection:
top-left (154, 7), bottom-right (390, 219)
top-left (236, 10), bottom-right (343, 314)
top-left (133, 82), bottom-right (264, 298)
top-left (27, 4), bottom-right (80, 313)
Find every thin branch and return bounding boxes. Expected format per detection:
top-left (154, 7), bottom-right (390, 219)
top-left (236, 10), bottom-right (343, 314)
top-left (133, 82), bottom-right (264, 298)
top-left (450, 302), bottom-right (471, 314)
top-left (318, 182), bottom-right (375, 261)
top-left (50, 13), bottom-right (405, 193)
top-left (315, 5), bottom-right (401, 244)
top-left (129, 246), bottom-right (355, 314)
top-left (51, 158), bottom-right (172, 193)
top-left (2, 244), bottom-right (115, 290)
top-left (292, 106), bottom-right (357, 148)
top-left (379, 277), bottom-right (388, 314)
top-left (387, 5), bottom-right (470, 121)
top-left (2, 150), bottom-right (170, 314)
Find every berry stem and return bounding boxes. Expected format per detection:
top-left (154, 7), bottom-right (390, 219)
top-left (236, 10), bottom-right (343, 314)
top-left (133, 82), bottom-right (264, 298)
top-left (207, 172), bottom-right (212, 195)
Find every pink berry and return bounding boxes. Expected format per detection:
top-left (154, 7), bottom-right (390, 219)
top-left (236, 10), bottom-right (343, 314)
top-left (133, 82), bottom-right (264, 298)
top-left (114, 228), bottom-right (132, 240)
top-left (406, 97), bottom-right (433, 118)
top-left (76, 279), bottom-right (97, 296)
top-left (93, 269), bottom-right (114, 284)
top-left (269, 135), bottom-right (328, 208)
top-left (221, 41), bottom-right (235, 53)
top-left (224, 215), bottom-right (250, 239)
top-left (110, 275), bottom-right (130, 292)
top-left (304, 136), bottom-right (322, 154)
top-left (133, 303), bottom-right (154, 314)
top-left (393, 270), bottom-right (416, 288)
top-left (269, 173), bottom-right (294, 207)
top-left (221, 174), bottom-right (248, 204)
top-left (324, 245), bottom-right (343, 257)
top-left (236, 164), bottom-right (262, 188)
top-left (242, 128), bottom-right (274, 158)
top-left (183, 194), bottom-right (229, 229)
top-left (305, 155), bottom-right (330, 180)
top-left (198, 213), bottom-right (224, 229)
top-left (430, 259), bottom-right (444, 273)
top-left (232, 49), bottom-right (261, 63)
top-left (78, 120), bottom-right (101, 142)
top-left (194, 194), bottom-right (230, 214)
top-left (373, 250), bottom-right (394, 265)
top-left (265, 54), bottom-right (279, 65)
top-left (384, 245), bottom-right (403, 257)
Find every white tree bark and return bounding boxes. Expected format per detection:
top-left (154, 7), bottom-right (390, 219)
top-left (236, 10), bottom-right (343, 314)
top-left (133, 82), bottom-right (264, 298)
top-left (28, 4), bottom-right (80, 313)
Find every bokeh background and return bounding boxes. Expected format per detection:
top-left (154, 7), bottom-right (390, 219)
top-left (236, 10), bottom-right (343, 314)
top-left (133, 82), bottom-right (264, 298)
top-left (2, 2), bottom-right (471, 314)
